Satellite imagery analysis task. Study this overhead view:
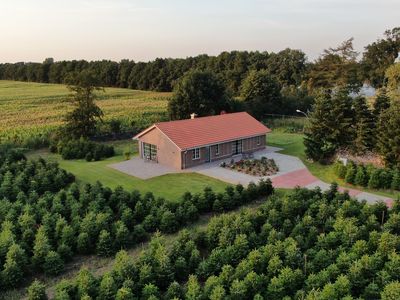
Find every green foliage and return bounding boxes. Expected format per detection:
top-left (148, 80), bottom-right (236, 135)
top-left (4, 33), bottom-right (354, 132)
top-left (53, 138), bottom-right (114, 161)
top-left (362, 27), bottom-right (400, 88)
top-left (56, 185), bottom-right (400, 299)
top-left (304, 89), bottom-right (354, 162)
top-left (240, 69), bottom-right (282, 119)
top-left (381, 281), bottom-right (400, 300)
top-left (333, 161), bottom-right (347, 179)
top-left (28, 280), bottom-right (48, 300)
top-left (1, 243), bottom-right (27, 288)
top-left (352, 96), bottom-right (375, 153)
top-left (43, 251), bottom-right (64, 276)
top-left (97, 230), bottom-right (113, 257)
top-left (344, 164), bottom-right (356, 184)
top-left (168, 70), bottom-right (230, 120)
top-left (64, 70), bottom-right (104, 138)
top-left (377, 101), bottom-right (400, 168)
top-left (354, 165), bottom-right (368, 187)
top-left (308, 38), bottom-right (362, 91)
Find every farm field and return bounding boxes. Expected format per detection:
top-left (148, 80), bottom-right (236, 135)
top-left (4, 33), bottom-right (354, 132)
top-left (26, 139), bottom-right (229, 202)
top-left (0, 80), bottom-right (171, 145)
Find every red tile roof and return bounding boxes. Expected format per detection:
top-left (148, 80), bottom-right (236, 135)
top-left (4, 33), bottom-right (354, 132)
top-left (135, 112), bottom-right (271, 150)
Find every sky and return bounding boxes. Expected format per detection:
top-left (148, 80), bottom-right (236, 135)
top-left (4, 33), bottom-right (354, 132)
top-left (1, 0), bottom-right (399, 63)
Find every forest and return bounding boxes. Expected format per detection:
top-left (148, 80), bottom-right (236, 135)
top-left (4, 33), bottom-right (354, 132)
top-left (1, 28), bottom-right (399, 95)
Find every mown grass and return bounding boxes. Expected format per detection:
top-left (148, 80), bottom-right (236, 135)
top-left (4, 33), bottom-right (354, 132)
top-left (26, 140), bottom-right (229, 202)
top-left (0, 80), bottom-right (171, 144)
top-left (268, 130), bottom-right (400, 199)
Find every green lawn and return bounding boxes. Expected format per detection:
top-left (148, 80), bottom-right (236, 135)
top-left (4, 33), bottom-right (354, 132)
top-left (268, 130), bottom-right (400, 199)
top-left (26, 140), bottom-right (229, 202)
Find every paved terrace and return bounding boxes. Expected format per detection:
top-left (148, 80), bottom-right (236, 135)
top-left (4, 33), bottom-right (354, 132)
top-left (110, 147), bottom-right (394, 207)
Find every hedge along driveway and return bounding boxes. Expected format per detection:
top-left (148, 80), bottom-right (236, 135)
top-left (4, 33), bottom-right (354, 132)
top-left (192, 147), bottom-right (394, 207)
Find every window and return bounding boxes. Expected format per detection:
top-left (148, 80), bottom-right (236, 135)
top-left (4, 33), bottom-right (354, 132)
top-left (143, 143), bottom-right (157, 160)
top-left (215, 144), bottom-right (220, 155)
top-left (192, 148), bottom-right (200, 160)
top-left (256, 136), bottom-right (261, 146)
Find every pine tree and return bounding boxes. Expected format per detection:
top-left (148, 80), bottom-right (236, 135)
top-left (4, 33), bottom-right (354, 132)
top-left (27, 280), bottom-right (48, 300)
top-left (368, 169), bottom-right (382, 189)
top-left (43, 251), bottom-right (64, 276)
top-left (354, 165), bottom-right (368, 187)
top-left (391, 169), bottom-right (400, 190)
top-left (304, 89), bottom-right (354, 162)
top-left (115, 287), bottom-right (134, 300)
top-left (345, 164), bottom-right (357, 184)
top-left (76, 268), bottom-right (97, 299)
top-left (352, 96), bottom-right (375, 153)
top-left (1, 243), bottom-right (27, 288)
top-left (304, 91), bottom-right (337, 162)
top-left (98, 273), bottom-right (117, 300)
top-left (373, 88), bottom-right (391, 119)
top-left (377, 101), bottom-right (400, 167)
top-left (32, 226), bottom-right (51, 269)
top-left (97, 230), bottom-right (113, 257)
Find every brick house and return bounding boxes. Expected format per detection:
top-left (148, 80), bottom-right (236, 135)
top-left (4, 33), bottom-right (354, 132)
top-left (133, 112), bottom-right (271, 169)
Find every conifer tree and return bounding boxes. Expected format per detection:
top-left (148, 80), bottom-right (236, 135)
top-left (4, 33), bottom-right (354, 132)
top-left (377, 101), bottom-right (400, 167)
top-left (32, 226), bottom-right (51, 269)
top-left (373, 89), bottom-right (391, 119)
top-left (352, 96), bottom-right (375, 153)
top-left (97, 230), bottom-right (113, 257)
top-left (304, 89), bottom-right (354, 162)
top-left (28, 280), bottom-right (48, 300)
top-left (1, 243), bottom-right (27, 288)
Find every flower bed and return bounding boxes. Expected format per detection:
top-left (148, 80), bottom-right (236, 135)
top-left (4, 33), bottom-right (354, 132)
top-left (220, 156), bottom-right (279, 176)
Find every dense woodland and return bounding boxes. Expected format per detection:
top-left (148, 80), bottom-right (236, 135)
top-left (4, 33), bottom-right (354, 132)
top-left (30, 185), bottom-right (400, 300)
top-left (1, 28), bottom-right (399, 94)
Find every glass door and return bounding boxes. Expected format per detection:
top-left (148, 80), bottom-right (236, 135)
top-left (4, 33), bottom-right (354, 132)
top-left (232, 140), bottom-right (242, 155)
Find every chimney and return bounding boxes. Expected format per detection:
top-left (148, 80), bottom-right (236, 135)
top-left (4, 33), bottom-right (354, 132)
top-left (190, 113), bottom-right (197, 119)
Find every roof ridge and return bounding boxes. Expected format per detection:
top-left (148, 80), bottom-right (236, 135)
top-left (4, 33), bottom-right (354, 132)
top-left (156, 111), bottom-right (248, 126)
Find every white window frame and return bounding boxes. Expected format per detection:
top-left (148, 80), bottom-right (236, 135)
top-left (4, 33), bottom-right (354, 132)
top-left (215, 144), bottom-right (220, 155)
top-left (256, 136), bottom-right (261, 146)
top-left (192, 148), bottom-right (200, 160)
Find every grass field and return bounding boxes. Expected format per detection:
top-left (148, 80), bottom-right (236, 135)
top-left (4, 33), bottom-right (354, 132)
top-left (268, 130), bottom-right (400, 199)
top-left (26, 139), bottom-right (229, 202)
top-left (0, 80), bottom-right (171, 145)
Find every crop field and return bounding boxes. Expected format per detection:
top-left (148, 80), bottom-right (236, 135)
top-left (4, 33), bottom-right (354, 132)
top-left (0, 80), bottom-right (171, 145)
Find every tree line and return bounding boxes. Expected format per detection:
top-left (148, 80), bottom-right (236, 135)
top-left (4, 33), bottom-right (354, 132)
top-left (304, 87), bottom-right (400, 168)
top-left (1, 27), bottom-right (399, 95)
top-left (27, 184), bottom-right (400, 299)
top-left (0, 146), bottom-right (273, 291)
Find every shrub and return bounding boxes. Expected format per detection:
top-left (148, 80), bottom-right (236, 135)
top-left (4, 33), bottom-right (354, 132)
top-left (334, 161), bottom-right (347, 179)
top-left (54, 138), bottom-right (114, 161)
top-left (345, 164), bottom-right (356, 184)
top-left (354, 165), bottom-right (368, 187)
top-left (124, 150), bottom-right (131, 160)
top-left (368, 169), bottom-right (382, 189)
top-left (392, 169), bottom-right (400, 191)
